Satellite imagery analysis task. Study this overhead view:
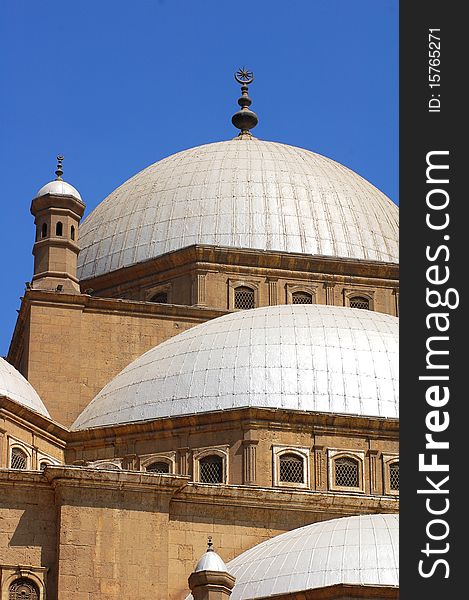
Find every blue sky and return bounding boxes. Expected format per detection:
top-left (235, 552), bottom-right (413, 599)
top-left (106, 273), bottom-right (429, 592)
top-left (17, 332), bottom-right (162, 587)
top-left (0, 0), bottom-right (398, 355)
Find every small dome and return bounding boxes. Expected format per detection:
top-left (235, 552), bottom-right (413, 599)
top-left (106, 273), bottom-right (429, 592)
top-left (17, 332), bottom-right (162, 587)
top-left (35, 180), bottom-right (83, 202)
top-left (72, 304), bottom-right (398, 430)
top-left (194, 549), bottom-right (230, 573)
top-left (223, 514), bottom-right (399, 599)
top-left (77, 139), bottom-right (398, 280)
top-left (0, 357), bottom-right (50, 418)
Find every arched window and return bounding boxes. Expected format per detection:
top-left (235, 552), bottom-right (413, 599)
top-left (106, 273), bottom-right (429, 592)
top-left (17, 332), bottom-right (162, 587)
top-left (389, 461), bottom-right (399, 491)
top-left (41, 223), bottom-right (47, 238)
top-left (292, 291), bottom-right (313, 304)
top-left (55, 221), bottom-right (63, 236)
top-left (234, 286), bottom-right (255, 310)
top-left (334, 456), bottom-right (360, 488)
top-left (9, 578), bottom-right (39, 600)
top-left (10, 447), bottom-right (28, 470)
top-left (71, 225), bottom-right (75, 240)
top-left (146, 461), bottom-right (170, 474)
top-left (150, 292), bottom-right (168, 303)
top-left (279, 453), bottom-right (304, 483)
top-left (349, 296), bottom-right (370, 310)
top-left (199, 455), bottom-right (223, 483)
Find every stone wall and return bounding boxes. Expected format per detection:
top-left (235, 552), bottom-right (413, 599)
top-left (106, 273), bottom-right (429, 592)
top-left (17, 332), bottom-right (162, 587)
top-left (8, 292), bottom-right (226, 427)
top-left (0, 473), bottom-right (57, 599)
top-left (0, 468), bottom-right (398, 600)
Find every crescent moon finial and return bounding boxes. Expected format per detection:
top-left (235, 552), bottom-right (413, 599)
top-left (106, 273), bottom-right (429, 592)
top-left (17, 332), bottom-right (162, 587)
top-left (234, 67), bottom-right (254, 85)
top-left (232, 68), bottom-right (258, 137)
top-left (55, 154), bottom-right (64, 181)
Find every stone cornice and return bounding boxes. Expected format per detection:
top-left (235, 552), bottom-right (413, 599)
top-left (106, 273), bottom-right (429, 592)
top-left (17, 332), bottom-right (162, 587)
top-left (0, 396), bottom-right (398, 454)
top-left (43, 465), bottom-right (190, 494)
top-left (79, 244), bottom-right (399, 294)
top-left (66, 407), bottom-right (398, 449)
top-left (0, 396), bottom-right (69, 445)
top-left (0, 469), bottom-right (51, 490)
top-left (0, 465), bottom-right (190, 495)
top-left (15, 289), bottom-right (228, 319)
top-left (0, 466), bottom-right (398, 514)
top-left (172, 481), bottom-right (399, 514)
top-left (7, 289), bottom-right (228, 365)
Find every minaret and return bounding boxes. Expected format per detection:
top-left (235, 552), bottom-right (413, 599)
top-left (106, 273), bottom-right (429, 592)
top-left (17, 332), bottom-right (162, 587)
top-left (30, 155), bottom-right (85, 292)
top-left (188, 537), bottom-right (236, 600)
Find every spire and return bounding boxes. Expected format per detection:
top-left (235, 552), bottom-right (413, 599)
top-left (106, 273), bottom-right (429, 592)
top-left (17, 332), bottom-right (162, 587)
top-left (231, 68), bottom-right (258, 138)
top-left (55, 154), bottom-right (64, 180)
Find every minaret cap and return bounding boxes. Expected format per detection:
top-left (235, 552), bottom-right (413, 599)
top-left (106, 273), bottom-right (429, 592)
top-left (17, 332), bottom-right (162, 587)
top-left (194, 537), bottom-right (230, 573)
top-left (34, 155), bottom-right (83, 203)
top-left (189, 536), bottom-right (236, 599)
top-left (231, 68), bottom-right (258, 138)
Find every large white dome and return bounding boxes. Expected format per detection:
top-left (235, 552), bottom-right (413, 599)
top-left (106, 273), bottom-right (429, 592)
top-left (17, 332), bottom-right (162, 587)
top-left (72, 304), bottom-right (398, 430)
top-left (221, 514), bottom-right (399, 599)
top-left (77, 139), bottom-right (399, 280)
top-left (0, 357), bottom-right (50, 418)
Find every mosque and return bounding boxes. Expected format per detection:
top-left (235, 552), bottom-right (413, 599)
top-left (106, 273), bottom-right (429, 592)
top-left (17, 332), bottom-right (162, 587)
top-left (0, 71), bottom-right (399, 600)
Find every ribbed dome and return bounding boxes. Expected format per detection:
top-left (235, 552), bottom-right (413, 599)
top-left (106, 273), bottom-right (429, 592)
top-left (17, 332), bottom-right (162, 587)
top-left (72, 304), bottom-right (398, 430)
top-left (0, 357), bottom-right (50, 418)
top-left (221, 514), bottom-right (399, 599)
top-left (77, 139), bottom-right (398, 280)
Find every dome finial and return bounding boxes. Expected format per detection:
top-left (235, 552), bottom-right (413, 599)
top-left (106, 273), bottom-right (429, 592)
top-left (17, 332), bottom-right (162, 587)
top-left (207, 536), bottom-right (214, 552)
top-left (55, 154), bottom-right (64, 180)
top-left (232, 67), bottom-right (258, 138)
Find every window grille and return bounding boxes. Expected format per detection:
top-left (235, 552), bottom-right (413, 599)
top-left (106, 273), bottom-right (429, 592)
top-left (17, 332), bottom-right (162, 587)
top-left (389, 462), bottom-right (399, 491)
top-left (9, 579), bottom-right (39, 600)
top-left (292, 291), bottom-right (313, 304)
top-left (349, 296), bottom-right (370, 310)
top-left (150, 292), bottom-right (168, 303)
top-left (234, 286), bottom-right (255, 310)
top-left (11, 447), bottom-right (27, 470)
top-left (279, 453), bottom-right (304, 483)
top-left (146, 461), bottom-right (170, 474)
top-left (334, 457), bottom-right (359, 488)
top-left (199, 455), bottom-right (223, 483)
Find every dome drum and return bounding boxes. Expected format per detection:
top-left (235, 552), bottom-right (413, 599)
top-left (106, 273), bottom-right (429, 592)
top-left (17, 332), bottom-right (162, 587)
top-left (77, 243), bottom-right (399, 320)
top-left (66, 403), bottom-right (399, 496)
